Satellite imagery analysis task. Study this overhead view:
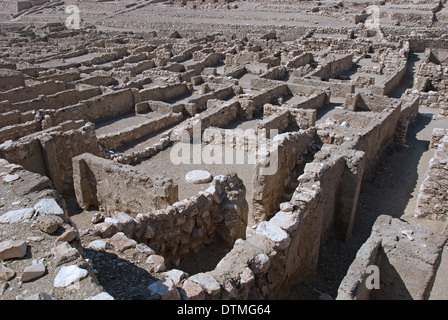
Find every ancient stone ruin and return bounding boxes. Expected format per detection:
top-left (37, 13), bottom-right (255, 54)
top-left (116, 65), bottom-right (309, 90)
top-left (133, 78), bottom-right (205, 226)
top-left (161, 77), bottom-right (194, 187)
top-left (0, 0), bottom-right (447, 301)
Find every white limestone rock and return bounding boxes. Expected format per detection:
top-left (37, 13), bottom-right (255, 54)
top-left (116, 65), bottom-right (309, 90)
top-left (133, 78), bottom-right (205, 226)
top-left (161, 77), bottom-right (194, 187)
top-left (185, 170), bottom-right (213, 184)
top-left (53, 265), bottom-right (88, 288)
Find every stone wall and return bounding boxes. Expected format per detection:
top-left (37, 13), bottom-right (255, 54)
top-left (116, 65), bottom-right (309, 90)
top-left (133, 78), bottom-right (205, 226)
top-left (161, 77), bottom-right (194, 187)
top-left (175, 146), bottom-right (362, 299)
top-left (139, 82), bottom-right (191, 102)
top-left (343, 101), bottom-right (402, 170)
top-left (48, 88), bottom-right (138, 127)
top-left (171, 100), bottom-right (241, 142)
top-left (11, 87), bottom-right (102, 113)
top-left (291, 77), bottom-right (354, 98)
top-left (309, 54), bottom-right (353, 81)
top-left (0, 80), bottom-right (67, 104)
top-left (337, 215), bottom-right (447, 300)
top-left (370, 59), bottom-right (408, 96)
top-left (128, 173), bottom-right (248, 266)
top-left (250, 128), bottom-right (316, 224)
top-left (0, 120), bottom-right (41, 143)
top-left (415, 128), bottom-right (448, 220)
top-left (72, 153), bottom-right (178, 215)
top-left (98, 112), bottom-right (183, 150)
top-left (0, 69), bottom-right (25, 91)
top-left (0, 121), bottom-right (104, 195)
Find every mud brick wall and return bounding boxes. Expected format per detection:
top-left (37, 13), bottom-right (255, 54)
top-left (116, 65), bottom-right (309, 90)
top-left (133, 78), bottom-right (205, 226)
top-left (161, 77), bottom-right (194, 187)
top-left (250, 128), bottom-right (316, 224)
top-left (337, 215), bottom-right (447, 300)
top-left (72, 153), bottom-right (178, 215)
top-left (415, 129), bottom-right (448, 220)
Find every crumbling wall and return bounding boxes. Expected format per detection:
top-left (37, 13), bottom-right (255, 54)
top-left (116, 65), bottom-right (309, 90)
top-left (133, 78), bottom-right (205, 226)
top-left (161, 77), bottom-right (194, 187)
top-left (0, 121), bottom-right (104, 195)
top-left (98, 112), bottom-right (183, 150)
top-left (177, 146), bottom-right (362, 299)
top-left (0, 69), bottom-right (25, 91)
top-left (48, 88), bottom-right (138, 126)
top-left (370, 59), bottom-right (408, 96)
top-left (415, 128), bottom-right (448, 220)
top-left (250, 84), bottom-right (289, 111)
top-left (251, 128), bottom-right (316, 224)
top-left (0, 80), bottom-right (67, 104)
top-left (291, 77), bottom-right (354, 98)
top-left (171, 100), bottom-right (241, 141)
top-left (263, 104), bottom-right (316, 130)
top-left (286, 52), bottom-right (313, 69)
top-left (72, 153), bottom-right (178, 215)
top-left (309, 54), bottom-right (353, 81)
top-left (128, 173), bottom-right (248, 266)
top-left (337, 215), bottom-right (447, 300)
top-left (11, 87), bottom-right (102, 113)
top-left (0, 120), bottom-right (41, 143)
top-left (345, 102), bottom-right (402, 170)
top-left (139, 82), bottom-right (191, 102)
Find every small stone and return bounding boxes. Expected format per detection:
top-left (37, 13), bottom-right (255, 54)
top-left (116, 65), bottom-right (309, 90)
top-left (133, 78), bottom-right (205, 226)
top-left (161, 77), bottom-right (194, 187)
top-left (136, 243), bottom-right (155, 256)
top-left (279, 202), bottom-right (294, 212)
top-left (56, 227), bottom-right (78, 242)
top-left (148, 278), bottom-right (181, 300)
top-left (36, 215), bottom-right (62, 234)
top-left (0, 265), bottom-right (15, 281)
top-left (26, 236), bottom-right (44, 242)
top-left (146, 254), bottom-right (166, 273)
top-left (185, 170), bottom-right (213, 184)
top-left (107, 232), bottom-right (137, 252)
top-left (87, 239), bottom-right (109, 252)
top-left (0, 240), bottom-right (27, 260)
top-left (189, 273), bottom-right (221, 296)
top-left (53, 265), bottom-right (88, 288)
top-left (91, 212), bottom-right (105, 224)
top-left (0, 208), bottom-right (34, 224)
top-left (34, 198), bottom-right (66, 222)
top-left (250, 253), bottom-right (270, 274)
top-left (21, 262), bottom-right (46, 282)
top-left (3, 174), bottom-right (19, 182)
top-left (255, 221), bottom-right (291, 249)
top-left (51, 242), bottom-right (80, 267)
top-left (180, 279), bottom-right (205, 300)
top-left (94, 222), bottom-right (120, 238)
top-left (240, 267), bottom-right (255, 286)
top-left (162, 269), bottom-right (188, 285)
